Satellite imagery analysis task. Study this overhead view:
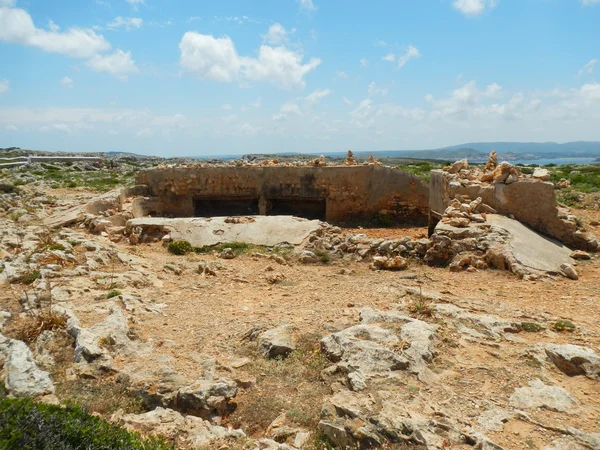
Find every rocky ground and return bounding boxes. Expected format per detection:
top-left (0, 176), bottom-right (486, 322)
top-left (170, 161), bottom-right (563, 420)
top-left (1, 161), bottom-right (600, 450)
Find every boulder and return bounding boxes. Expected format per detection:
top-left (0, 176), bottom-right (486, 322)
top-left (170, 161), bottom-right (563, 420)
top-left (258, 326), bottom-right (296, 359)
top-left (545, 344), bottom-right (600, 377)
top-left (509, 379), bottom-right (577, 412)
top-left (298, 251), bottom-right (318, 264)
top-left (0, 333), bottom-right (55, 397)
top-left (176, 378), bottom-right (238, 418)
top-left (113, 407), bottom-right (245, 448)
top-left (320, 324), bottom-right (408, 390)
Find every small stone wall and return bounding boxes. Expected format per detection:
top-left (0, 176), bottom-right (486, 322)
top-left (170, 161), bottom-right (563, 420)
top-left (429, 169), bottom-right (599, 251)
top-left (134, 166), bottom-right (430, 224)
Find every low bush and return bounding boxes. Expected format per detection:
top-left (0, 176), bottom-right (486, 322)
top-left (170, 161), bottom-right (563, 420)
top-left (0, 398), bottom-right (171, 449)
top-left (167, 240), bottom-right (193, 255)
top-left (107, 290), bottom-right (122, 299)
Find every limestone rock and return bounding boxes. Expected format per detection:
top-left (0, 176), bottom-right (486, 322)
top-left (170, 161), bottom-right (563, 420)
top-left (370, 256), bottom-right (408, 271)
top-left (68, 305), bottom-right (149, 363)
top-left (545, 343), bottom-right (600, 377)
top-left (570, 250), bottom-right (591, 260)
top-left (0, 333), bottom-right (54, 397)
top-left (532, 168), bottom-right (551, 181)
top-left (509, 379), bottom-right (577, 412)
top-left (298, 250), bottom-right (318, 264)
top-left (258, 325), bottom-right (296, 359)
top-left (113, 407), bottom-right (245, 448)
top-left (176, 378), bottom-right (238, 417)
top-left (560, 263), bottom-right (579, 280)
top-left (445, 159), bottom-right (469, 174)
top-left (320, 324), bottom-right (408, 390)
top-left (220, 248), bottom-right (235, 259)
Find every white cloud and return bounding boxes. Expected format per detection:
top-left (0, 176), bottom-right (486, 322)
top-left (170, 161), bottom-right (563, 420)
top-left (241, 98), bottom-right (261, 111)
top-left (349, 99), bottom-right (375, 128)
top-left (397, 45), bottom-right (421, 68)
top-left (342, 97), bottom-right (353, 106)
top-left (581, 83), bottom-right (600, 102)
top-left (484, 82), bottom-right (502, 97)
top-left (241, 123), bottom-right (262, 134)
top-left (360, 58), bottom-right (368, 68)
top-left (298, 0), bottom-right (316, 11)
top-left (221, 104), bottom-right (232, 110)
top-left (334, 71), bottom-right (348, 79)
top-left (0, 6), bottom-right (111, 58)
top-left (60, 76), bottom-right (73, 88)
top-left (578, 59), bottom-right (598, 76)
top-left (452, 0), bottom-right (497, 17)
top-left (383, 46), bottom-right (421, 68)
top-left (180, 31), bottom-right (321, 89)
top-left (179, 33), bottom-right (241, 82)
top-left (136, 127), bottom-right (154, 138)
top-left (262, 23), bottom-right (293, 45)
top-left (582, 0), bottom-right (600, 5)
top-left (107, 17), bottom-right (143, 30)
top-left (5, 124), bottom-right (17, 131)
top-left (280, 102), bottom-right (302, 115)
top-left (305, 88), bottom-right (331, 107)
top-left (243, 46), bottom-right (321, 90)
top-left (48, 20), bottom-right (59, 32)
top-left (0, 79), bottom-right (9, 95)
top-left (368, 82), bottom-right (388, 97)
top-left (86, 49), bottom-right (138, 77)
top-left (0, 0), bottom-right (15, 6)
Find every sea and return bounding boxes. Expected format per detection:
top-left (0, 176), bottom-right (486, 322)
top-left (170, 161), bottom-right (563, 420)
top-left (510, 157), bottom-right (599, 166)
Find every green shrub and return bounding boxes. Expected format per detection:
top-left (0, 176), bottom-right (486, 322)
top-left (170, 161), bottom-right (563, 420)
top-left (20, 270), bottom-right (41, 285)
top-left (313, 249), bottom-right (331, 264)
top-left (107, 290), bottom-right (122, 299)
top-left (0, 398), bottom-right (171, 449)
top-left (49, 243), bottom-right (66, 251)
top-left (553, 320), bottom-right (576, 332)
top-left (167, 240), bottom-right (193, 255)
top-left (194, 241), bottom-right (253, 256)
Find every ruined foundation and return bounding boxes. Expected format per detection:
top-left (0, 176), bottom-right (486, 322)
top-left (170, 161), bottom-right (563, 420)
top-left (131, 165), bottom-right (430, 225)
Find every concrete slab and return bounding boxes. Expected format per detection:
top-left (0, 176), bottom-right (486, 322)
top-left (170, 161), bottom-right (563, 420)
top-left (126, 216), bottom-right (321, 247)
top-left (486, 214), bottom-right (572, 273)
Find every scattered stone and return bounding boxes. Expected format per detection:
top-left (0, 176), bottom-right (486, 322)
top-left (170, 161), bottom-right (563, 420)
top-left (570, 250), bottom-right (591, 260)
top-left (220, 248), bottom-right (235, 259)
top-left (298, 250), bottom-right (318, 264)
top-left (370, 255), bottom-right (408, 271)
top-left (561, 263), bottom-right (579, 280)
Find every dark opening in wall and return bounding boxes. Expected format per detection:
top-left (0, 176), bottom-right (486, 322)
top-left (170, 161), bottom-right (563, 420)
top-left (193, 197), bottom-right (259, 217)
top-left (267, 197), bottom-right (326, 221)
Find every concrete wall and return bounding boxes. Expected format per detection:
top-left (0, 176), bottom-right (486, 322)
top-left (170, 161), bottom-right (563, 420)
top-left (135, 166), bottom-right (430, 224)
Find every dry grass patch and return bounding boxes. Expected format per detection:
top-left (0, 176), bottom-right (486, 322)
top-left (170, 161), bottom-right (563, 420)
top-left (228, 333), bottom-right (330, 437)
top-left (3, 311), bottom-right (67, 344)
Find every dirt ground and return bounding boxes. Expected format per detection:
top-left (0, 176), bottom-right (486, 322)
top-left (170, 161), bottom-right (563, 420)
top-left (2, 190), bottom-right (600, 450)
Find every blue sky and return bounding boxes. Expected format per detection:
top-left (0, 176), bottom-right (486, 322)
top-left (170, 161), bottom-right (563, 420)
top-left (1, 0), bottom-right (600, 156)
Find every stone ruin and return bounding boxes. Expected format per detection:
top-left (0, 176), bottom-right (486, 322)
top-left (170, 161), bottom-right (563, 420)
top-left (41, 152), bottom-right (598, 280)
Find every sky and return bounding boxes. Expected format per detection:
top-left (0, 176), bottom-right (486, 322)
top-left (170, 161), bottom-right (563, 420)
top-left (1, 0), bottom-right (600, 157)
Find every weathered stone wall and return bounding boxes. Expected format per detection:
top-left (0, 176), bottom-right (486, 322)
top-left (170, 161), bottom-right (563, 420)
top-left (134, 166), bottom-right (430, 224)
top-left (429, 169), bottom-right (599, 251)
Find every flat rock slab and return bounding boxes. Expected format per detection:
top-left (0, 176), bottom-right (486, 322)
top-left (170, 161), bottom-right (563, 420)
top-left (127, 216), bottom-right (321, 247)
top-left (486, 214), bottom-right (573, 273)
